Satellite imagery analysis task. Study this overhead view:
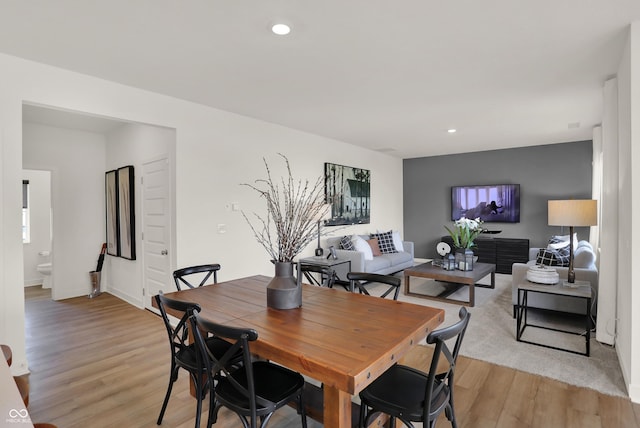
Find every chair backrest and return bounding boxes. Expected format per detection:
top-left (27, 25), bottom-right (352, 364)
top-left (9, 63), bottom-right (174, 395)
top-left (300, 263), bottom-right (335, 287)
top-left (154, 292), bottom-right (201, 356)
top-left (347, 272), bottom-right (401, 300)
top-left (190, 312), bottom-right (266, 418)
top-left (423, 307), bottom-right (470, 423)
top-left (173, 264), bottom-right (221, 290)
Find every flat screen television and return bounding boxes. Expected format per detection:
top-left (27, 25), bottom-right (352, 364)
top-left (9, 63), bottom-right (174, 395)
top-left (451, 184), bottom-right (520, 223)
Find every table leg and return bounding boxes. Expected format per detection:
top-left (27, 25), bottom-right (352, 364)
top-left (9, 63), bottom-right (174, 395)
top-left (490, 271), bottom-right (496, 288)
top-left (323, 385), bottom-right (351, 428)
top-left (586, 297), bottom-right (591, 356)
top-left (469, 282), bottom-right (475, 307)
top-left (516, 289), bottom-right (524, 341)
top-left (404, 274), bottom-right (410, 295)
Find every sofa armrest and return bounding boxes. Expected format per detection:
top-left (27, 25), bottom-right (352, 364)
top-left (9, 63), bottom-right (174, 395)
top-left (512, 262), bottom-right (530, 305)
top-left (333, 249), bottom-right (365, 274)
top-left (529, 248), bottom-right (541, 261)
top-left (402, 241), bottom-right (414, 258)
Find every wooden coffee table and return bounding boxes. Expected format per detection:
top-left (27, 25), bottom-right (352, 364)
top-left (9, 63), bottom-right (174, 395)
top-left (404, 262), bottom-right (496, 307)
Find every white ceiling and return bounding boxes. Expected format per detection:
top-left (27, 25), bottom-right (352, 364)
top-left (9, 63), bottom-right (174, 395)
top-left (3, 1), bottom-right (640, 158)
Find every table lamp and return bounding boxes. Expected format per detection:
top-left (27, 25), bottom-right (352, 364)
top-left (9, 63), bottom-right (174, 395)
top-left (314, 204), bottom-right (332, 256)
top-left (548, 199), bottom-right (597, 284)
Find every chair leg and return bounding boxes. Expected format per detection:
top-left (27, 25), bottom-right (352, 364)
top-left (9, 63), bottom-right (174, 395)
top-left (157, 364), bottom-right (179, 425)
top-left (359, 403), bottom-right (368, 428)
top-left (206, 382), bottom-right (217, 428)
top-left (448, 403), bottom-right (458, 428)
top-left (448, 384), bottom-right (458, 428)
top-left (297, 392), bottom-right (308, 428)
top-left (193, 374), bottom-right (203, 428)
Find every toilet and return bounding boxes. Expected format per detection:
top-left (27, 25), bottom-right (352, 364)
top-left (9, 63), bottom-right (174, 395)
top-left (37, 262), bottom-right (52, 289)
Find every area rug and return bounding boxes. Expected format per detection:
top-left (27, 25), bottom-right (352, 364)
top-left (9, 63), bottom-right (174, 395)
top-left (375, 272), bottom-right (627, 397)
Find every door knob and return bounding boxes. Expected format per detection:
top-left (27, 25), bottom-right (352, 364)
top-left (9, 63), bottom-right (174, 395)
top-left (161, 249), bottom-right (168, 255)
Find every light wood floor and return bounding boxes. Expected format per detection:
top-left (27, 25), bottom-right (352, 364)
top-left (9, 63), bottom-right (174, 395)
top-left (22, 286), bottom-right (640, 428)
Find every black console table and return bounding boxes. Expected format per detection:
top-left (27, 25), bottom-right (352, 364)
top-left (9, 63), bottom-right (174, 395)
top-left (441, 236), bottom-right (529, 274)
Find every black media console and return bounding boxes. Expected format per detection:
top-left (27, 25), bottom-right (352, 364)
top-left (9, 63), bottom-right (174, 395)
top-left (441, 236), bottom-right (529, 274)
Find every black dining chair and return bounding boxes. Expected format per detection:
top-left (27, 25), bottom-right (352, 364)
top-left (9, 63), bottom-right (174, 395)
top-left (190, 311), bottom-right (308, 428)
top-left (347, 272), bottom-right (402, 300)
top-left (359, 307), bottom-right (471, 428)
top-left (154, 292), bottom-right (241, 428)
top-left (173, 264), bottom-right (221, 291)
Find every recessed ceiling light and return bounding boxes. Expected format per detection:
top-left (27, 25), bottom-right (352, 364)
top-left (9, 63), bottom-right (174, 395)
top-left (447, 129), bottom-right (457, 133)
top-left (271, 23), bottom-right (291, 35)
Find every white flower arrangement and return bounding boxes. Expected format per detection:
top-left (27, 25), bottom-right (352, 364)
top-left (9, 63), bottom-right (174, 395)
top-left (444, 216), bottom-right (484, 249)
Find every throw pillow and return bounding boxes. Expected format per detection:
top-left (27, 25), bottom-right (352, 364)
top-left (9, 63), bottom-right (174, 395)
top-left (548, 233), bottom-right (578, 251)
top-left (554, 244), bottom-right (571, 266)
top-left (391, 230), bottom-right (405, 252)
top-left (536, 248), bottom-right (570, 267)
top-left (536, 248), bottom-right (561, 266)
top-left (339, 235), bottom-right (355, 251)
top-left (352, 235), bottom-right (373, 260)
top-left (367, 238), bottom-right (382, 257)
top-left (371, 231), bottom-right (398, 254)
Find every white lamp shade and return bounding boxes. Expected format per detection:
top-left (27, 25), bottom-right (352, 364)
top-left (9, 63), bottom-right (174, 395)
top-left (548, 200), bottom-right (597, 226)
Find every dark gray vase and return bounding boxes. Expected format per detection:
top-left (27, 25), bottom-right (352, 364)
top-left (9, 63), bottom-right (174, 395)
top-left (266, 261), bottom-right (302, 310)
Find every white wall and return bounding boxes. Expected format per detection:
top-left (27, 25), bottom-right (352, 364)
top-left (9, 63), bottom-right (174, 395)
top-left (597, 79), bottom-right (618, 346)
top-left (631, 20), bottom-right (640, 406)
top-left (23, 123), bottom-right (107, 300)
top-left (22, 169), bottom-right (51, 287)
top-left (0, 53), bottom-right (404, 374)
top-left (620, 21), bottom-right (640, 403)
top-left (605, 21), bottom-right (640, 403)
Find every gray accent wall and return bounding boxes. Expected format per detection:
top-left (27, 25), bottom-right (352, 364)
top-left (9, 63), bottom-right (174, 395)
top-left (403, 141), bottom-right (593, 259)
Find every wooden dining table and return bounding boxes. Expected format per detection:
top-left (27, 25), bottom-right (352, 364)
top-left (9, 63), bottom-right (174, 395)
top-left (156, 275), bottom-right (444, 428)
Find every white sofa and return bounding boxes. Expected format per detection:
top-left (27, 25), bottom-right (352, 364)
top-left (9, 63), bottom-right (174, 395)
top-left (325, 234), bottom-right (414, 281)
top-left (511, 240), bottom-right (598, 316)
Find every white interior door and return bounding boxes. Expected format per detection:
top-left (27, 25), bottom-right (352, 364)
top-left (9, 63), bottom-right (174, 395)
top-left (142, 157), bottom-right (172, 309)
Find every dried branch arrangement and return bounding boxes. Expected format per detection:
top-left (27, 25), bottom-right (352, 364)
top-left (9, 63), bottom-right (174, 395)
top-left (242, 154), bottom-right (330, 262)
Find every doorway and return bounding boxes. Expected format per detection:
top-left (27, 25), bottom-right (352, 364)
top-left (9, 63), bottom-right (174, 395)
top-left (22, 169), bottom-right (52, 291)
top-left (22, 103), bottom-right (176, 305)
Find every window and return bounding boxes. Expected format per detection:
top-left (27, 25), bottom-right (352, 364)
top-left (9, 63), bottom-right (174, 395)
top-left (22, 180), bottom-right (30, 243)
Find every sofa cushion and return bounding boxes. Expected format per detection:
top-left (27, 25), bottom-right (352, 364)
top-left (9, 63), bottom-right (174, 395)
top-left (382, 251), bottom-right (413, 266)
top-left (352, 235), bottom-right (373, 260)
top-left (364, 255), bottom-right (392, 272)
top-left (548, 233), bottom-right (578, 251)
top-left (339, 235), bottom-right (355, 251)
top-left (536, 248), bottom-right (569, 266)
top-left (371, 231), bottom-right (397, 254)
top-left (367, 238), bottom-right (382, 256)
top-left (391, 231), bottom-right (404, 252)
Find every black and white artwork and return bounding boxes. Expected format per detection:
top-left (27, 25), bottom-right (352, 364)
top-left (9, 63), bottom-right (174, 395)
top-left (105, 170), bottom-right (119, 257)
top-left (324, 162), bottom-right (370, 226)
top-left (117, 166), bottom-right (136, 260)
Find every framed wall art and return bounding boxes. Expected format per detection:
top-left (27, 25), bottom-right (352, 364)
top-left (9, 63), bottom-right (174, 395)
top-left (105, 166), bottom-right (136, 260)
top-left (105, 170), bottom-right (119, 256)
top-left (324, 162), bottom-right (370, 226)
top-left (117, 166), bottom-right (136, 260)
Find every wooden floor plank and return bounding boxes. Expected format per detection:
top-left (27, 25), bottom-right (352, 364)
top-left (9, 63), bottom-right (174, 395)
top-left (22, 286), bottom-right (640, 428)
